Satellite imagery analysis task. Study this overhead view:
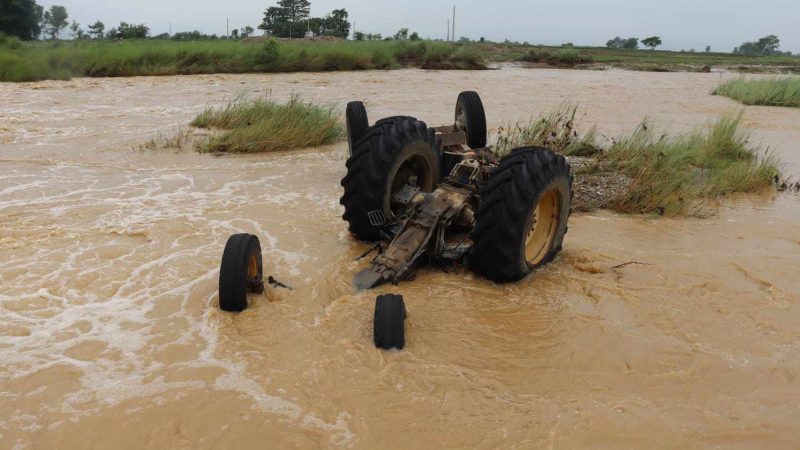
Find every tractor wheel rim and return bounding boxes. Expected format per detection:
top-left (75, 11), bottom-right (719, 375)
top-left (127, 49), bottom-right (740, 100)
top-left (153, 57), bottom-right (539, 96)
top-left (247, 254), bottom-right (258, 279)
top-left (524, 188), bottom-right (561, 266)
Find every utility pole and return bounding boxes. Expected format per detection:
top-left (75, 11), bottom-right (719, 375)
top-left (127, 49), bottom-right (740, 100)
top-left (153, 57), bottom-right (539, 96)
top-left (169, 22), bottom-right (171, 36)
top-left (226, 18), bottom-right (229, 38)
top-left (452, 6), bottom-right (456, 42)
top-left (447, 19), bottom-right (450, 42)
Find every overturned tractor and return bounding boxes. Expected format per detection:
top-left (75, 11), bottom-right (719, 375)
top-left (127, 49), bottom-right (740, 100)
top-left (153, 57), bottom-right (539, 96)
top-left (217, 92), bottom-right (573, 351)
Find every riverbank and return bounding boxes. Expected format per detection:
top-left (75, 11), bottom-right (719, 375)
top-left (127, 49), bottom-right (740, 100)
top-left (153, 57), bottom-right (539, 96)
top-left (1, 38), bottom-right (799, 82)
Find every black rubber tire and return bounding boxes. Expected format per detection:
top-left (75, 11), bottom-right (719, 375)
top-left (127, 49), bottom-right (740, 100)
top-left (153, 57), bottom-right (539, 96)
top-left (374, 294), bottom-right (406, 350)
top-left (219, 233), bottom-right (264, 312)
top-left (346, 101), bottom-right (369, 157)
top-left (455, 91), bottom-right (487, 149)
top-left (340, 116), bottom-right (442, 241)
top-left (469, 147), bottom-right (573, 282)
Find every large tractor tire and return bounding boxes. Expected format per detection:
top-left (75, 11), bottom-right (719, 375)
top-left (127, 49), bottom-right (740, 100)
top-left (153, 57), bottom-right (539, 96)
top-left (340, 116), bottom-right (442, 241)
top-left (455, 91), bottom-right (487, 149)
top-left (374, 294), bottom-right (406, 350)
top-left (469, 147), bottom-right (572, 282)
top-left (219, 233), bottom-right (264, 312)
top-left (346, 101), bottom-right (369, 157)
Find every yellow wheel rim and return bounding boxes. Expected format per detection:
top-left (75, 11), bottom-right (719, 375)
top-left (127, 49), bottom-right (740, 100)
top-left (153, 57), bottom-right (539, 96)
top-left (247, 254), bottom-right (258, 279)
top-left (524, 188), bottom-right (562, 266)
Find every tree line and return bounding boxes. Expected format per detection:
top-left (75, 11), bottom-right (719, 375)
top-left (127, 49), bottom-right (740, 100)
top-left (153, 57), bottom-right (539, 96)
top-left (258, 0), bottom-right (349, 39)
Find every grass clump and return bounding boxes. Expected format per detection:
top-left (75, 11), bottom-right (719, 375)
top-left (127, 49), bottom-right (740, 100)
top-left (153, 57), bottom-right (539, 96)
top-left (713, 77), bottom-right (800, 107)
top-left (519, 48), bottom-right (593, 66)
top-left (602, 111), bottom-right (780, 215)
top-left (191, 95), bottom-right (342, 153)
top-left (494, 106), bottom-right (780, 216)
top-left (495, 104), bottom-right (601, 156)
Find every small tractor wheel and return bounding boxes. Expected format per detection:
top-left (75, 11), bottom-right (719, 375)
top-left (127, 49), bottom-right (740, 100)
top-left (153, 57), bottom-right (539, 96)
top-left (219, 233), bottom-right (264, 312)
top-left (455, 91), bottom-right (487, 149)
top-left (346, 101), bottom-right (369, 158)
top-left (340, 116), bottom-right (441, 241)
top-left (469, 147), bottom-right (573, 282)
top-left (374, 294), bottom-right (406, 350)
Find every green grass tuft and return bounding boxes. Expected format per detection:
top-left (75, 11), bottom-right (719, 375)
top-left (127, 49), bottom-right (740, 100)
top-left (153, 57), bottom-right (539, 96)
top-left (191, 95), bottom-right (343, 153)
top-left (494, 106), bottom-right (780, 216)
top-left (494, 104), bottom-right (601, 156)
top-left (713, 77), bottom-right (800, 107)
top-left (602, 111), bottom-right (780, 215)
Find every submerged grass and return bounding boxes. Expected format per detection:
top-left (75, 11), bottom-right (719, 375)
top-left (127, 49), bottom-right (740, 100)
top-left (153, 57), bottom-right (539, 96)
top-left (191, 95), bottom-right (342, 153)
top-left (494, 107), bottom-right (780, 215)
top-left (713, 77), bottom-right (800, 107)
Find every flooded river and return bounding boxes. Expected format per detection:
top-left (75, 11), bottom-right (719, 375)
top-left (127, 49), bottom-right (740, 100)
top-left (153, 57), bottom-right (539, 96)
top-left (1, 69), bottom-right (799, 449)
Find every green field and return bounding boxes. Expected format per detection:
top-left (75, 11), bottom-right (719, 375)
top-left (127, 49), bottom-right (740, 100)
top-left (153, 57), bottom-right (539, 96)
top-left (0, 39), bottom-right (485, 82)
top-left (0, 38), bottom-right (798, 82)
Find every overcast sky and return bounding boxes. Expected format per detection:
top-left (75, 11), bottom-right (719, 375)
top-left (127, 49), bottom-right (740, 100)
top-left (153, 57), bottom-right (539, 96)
top-left (45, 0), bottom-right (799, 53)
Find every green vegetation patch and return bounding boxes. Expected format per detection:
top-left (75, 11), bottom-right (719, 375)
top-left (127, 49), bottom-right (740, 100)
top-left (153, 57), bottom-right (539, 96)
top-left (0, 39), bottom-right (489, 82)
top-left (495, 107), bottom-right (780, 216)
top-left (713, 77), bottom-right (800, 107)
top-left (518, 48), bottom-right (593, 66)
top-left (191, 95), bottom-right (343, 153)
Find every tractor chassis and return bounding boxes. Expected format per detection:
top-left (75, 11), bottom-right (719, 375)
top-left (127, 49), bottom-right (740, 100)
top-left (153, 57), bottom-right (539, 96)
top-left (353, 127), bottom-right (495, 290)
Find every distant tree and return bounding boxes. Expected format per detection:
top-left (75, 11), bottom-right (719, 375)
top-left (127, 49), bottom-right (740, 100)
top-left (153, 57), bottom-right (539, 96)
top-left (705, 45), bottom-right (711, 53)
top-left (231, 28), bottom-right (239, 39)
top-left (278, 0), bottom-right (310, 38)
top-left (320, 8), bottom-right (349, 38)
top-left (116, 22), bottom-right (149, 39)
top-left (606, 36), bottom-right (638, 49)
top-left (479, 37), bottom-right (485, 43)
top-left (353, 31), bottom-right (365, 41)
top-left (562, 42), bottom-right (574, 47)
top-left (409, 31), bottom-right (420, 41)
top-left (734, 35), bottom-right (781, 56)
top-left (641, 36), bottom-right (662, 50)
top-left (0, 0), bottom-right (44, 40)
top-left (42, 5), bottom-right (68, 40)
top-left (68, 20), bottom-right (84, 39)
top-left (622, 37), bottom-right (639, 49)
top-left (393, 27), bottom-right (409, 40)
top-left (259, 6), bottom-right (288, 37)
top-left (153, 32), bottom-right (170, 39)
top-left (458, 36), bottom-right (470, 43)
top-left (87, 20), bottom-right (104, 39)
top-left (241, 25), bottom-right (254, 37)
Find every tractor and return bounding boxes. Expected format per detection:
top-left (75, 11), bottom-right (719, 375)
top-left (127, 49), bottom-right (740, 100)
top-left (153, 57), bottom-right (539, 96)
top-left (217, 92), bottom-right (573, 352)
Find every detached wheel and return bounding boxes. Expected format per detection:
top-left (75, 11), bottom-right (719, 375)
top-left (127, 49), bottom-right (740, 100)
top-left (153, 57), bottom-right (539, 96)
top-left (469, 147), bottom-right (572, 282)
top-left (374, 294), bottom-right (406, 350)
top-left (340, 116), bottom-right (442, 241)
top-left (455, 91), bottom-right (487, 149)
top-left (219, 233), bottom-right (264, 312)
top-left (346, 101), bottom-right (369, 157)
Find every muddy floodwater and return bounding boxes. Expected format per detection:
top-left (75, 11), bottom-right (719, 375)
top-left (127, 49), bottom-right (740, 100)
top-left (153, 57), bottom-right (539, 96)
top-left (1, 69), bottom-right (800, 449)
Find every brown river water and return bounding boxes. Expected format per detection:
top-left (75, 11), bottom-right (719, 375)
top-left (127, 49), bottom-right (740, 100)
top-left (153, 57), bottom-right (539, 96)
top-left (1, 69), bottom-right (799, 449)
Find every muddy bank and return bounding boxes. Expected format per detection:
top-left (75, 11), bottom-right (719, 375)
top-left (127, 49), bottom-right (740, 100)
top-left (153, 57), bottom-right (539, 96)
top-left (1, 69), bottom-right (800, 449)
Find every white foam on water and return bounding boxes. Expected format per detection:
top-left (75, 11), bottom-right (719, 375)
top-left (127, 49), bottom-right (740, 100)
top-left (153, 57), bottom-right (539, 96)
top-left (0, 157), bottom-right (353, 445)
